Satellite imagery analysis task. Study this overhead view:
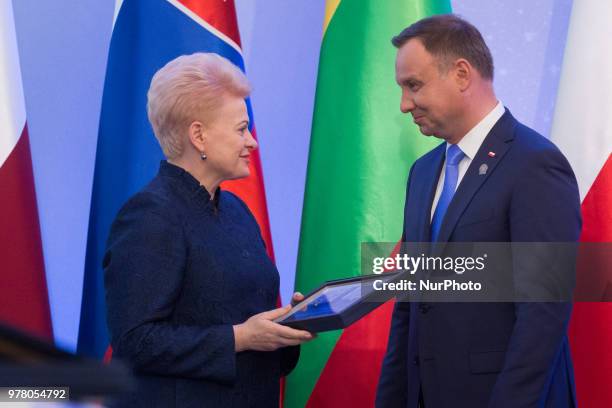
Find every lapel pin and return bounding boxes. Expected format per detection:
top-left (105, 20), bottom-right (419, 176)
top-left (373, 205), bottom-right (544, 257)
top-left (479, 163), bottom-right (488, 175)
top-left (488, 151), bottom-right (496, 158)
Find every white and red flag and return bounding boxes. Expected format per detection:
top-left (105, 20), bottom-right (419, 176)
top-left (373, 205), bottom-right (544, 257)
top-left (551, 1), bottom-right (612, 406)
top-left (0, 1), bottom-right (52, 339)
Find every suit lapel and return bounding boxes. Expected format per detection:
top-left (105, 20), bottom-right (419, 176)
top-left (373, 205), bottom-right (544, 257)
top-left (435, 110), bottom-right (517, 244)
top-left (410, 143), bottom-right (445, 242)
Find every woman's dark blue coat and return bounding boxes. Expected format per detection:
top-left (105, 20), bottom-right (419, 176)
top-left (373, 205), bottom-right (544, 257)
top-left (104, 161), bottom-right (299, 407)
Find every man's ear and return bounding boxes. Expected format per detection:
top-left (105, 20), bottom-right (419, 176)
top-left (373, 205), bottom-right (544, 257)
top-left (187, 120), bottom-right (207, 151)
top-left (454, 58), bottom-right (472, 92)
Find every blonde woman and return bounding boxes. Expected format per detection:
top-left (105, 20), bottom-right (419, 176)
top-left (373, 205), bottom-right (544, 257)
top-left (104, 53), bottom-right (312, 408)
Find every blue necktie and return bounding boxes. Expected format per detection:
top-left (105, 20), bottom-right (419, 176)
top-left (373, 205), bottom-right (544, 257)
top-left (431, 144), bottom-right (465, 242)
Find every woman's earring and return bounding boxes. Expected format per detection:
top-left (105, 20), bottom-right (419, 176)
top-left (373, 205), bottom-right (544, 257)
top-left (200, 151), bottom-right (207, 160)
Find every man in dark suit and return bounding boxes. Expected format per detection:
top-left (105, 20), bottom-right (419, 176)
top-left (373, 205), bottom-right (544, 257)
top-left (376, 15), bottom-right (581, 408)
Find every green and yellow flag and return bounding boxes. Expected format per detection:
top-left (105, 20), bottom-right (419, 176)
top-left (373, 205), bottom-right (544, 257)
top-left (285, 1), bottom-right (451, 407)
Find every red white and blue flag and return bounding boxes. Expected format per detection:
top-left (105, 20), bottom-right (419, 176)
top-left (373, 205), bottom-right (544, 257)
top-left (551, 1), bottom-right (612, 406)
top-left (0, 0), bottom-right (53, 339)
top-left (78, 0), bottom-right (275, 359)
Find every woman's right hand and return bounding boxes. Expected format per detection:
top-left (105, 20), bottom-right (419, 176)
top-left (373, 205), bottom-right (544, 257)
top-left (233, 305), bottom-right (314, 352)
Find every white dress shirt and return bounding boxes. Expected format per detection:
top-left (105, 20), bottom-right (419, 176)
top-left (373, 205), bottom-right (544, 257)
top-left (430, 101), bottom-right (505, 220)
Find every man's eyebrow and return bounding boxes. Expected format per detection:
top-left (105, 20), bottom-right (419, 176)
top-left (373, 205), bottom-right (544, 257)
top-left (400, 77), bottom-right (421, 85)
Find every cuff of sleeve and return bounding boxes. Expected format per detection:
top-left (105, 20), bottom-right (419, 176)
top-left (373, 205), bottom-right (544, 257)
top-left (196, 324), bottom-right (237, 384)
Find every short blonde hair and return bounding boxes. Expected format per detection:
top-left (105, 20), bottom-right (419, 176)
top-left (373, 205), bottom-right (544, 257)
top-left (147, 53), bottom-right (251, 159)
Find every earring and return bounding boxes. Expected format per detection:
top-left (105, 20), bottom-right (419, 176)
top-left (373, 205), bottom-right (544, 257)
top-left (200, 151), bottom-right (207, 160)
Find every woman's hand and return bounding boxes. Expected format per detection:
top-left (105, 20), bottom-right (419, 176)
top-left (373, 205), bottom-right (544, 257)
top-left (291, 291), bottom-right (305, 306)
top-left (233, 294), bottom-right (313, 352)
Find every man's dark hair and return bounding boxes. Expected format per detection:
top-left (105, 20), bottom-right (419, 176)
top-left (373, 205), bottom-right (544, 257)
top-left (392, 14), bottom-right (494, 80)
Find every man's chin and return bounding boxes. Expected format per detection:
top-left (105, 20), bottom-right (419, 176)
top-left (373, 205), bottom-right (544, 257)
top-left (418, 126), bottom-right (434, 136)
top-left (417, 126), bottom-right (446, 140)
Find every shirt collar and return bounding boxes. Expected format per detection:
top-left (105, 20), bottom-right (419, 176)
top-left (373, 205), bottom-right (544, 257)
top-left (449, 101), bottom-right (505, 160)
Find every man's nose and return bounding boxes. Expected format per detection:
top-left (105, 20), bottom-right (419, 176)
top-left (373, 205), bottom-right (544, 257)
top-left (400, 93), bottom-right (416, 113)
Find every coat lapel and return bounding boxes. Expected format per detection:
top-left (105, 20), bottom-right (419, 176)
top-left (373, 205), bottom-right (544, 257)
top-left (435, 110), bottom-right (517, 244)
top-left (410, 143), bottom-right (445, 242)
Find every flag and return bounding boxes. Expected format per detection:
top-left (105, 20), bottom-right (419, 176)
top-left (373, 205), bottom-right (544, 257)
top-left (284, 1), bottom-right (450, 406)
top-left (77, 0), bottom-right (274, 358)
top-left (551, 1), bottom-right (612, 406)
top-left (0, 1), bottom-right (53, 340)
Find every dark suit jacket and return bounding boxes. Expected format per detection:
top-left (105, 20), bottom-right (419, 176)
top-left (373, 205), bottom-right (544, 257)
top-left (376, 110), bottom-right (581, 408)
top-left (104, 161), bottom-right (299, 408)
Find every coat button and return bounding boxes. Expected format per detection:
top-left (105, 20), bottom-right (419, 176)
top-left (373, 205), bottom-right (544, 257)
top-left (413, 356), bottom-right (419, 366)
top-left (419, 303), bottom-right (431, 313)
